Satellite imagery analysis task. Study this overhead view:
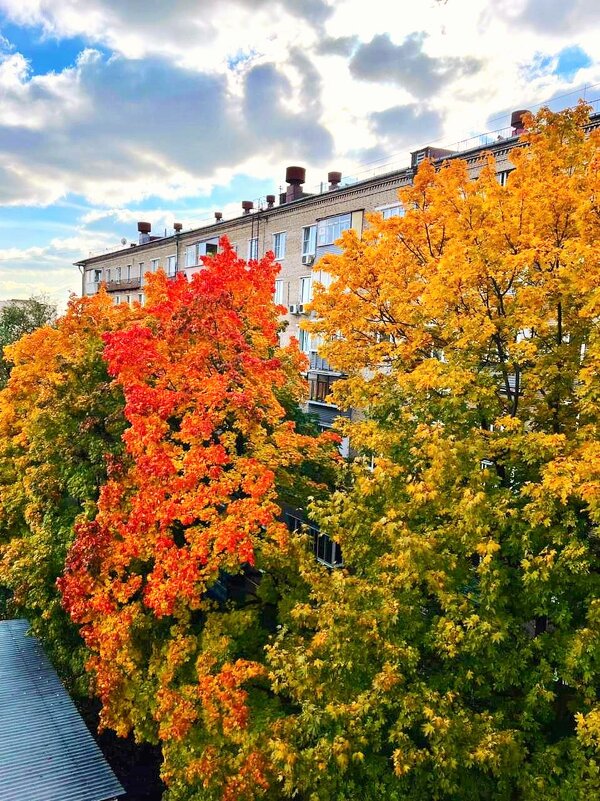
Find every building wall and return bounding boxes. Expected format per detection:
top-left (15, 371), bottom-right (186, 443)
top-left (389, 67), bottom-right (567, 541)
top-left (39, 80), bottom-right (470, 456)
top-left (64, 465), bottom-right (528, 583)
top-left (82, 104), bottom-right (600, 411)
top-left (76, 134), bottom-right (531, 430)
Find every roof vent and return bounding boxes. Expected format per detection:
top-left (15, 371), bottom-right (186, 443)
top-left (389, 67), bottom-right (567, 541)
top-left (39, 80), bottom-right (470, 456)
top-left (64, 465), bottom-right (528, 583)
top-left (242, 200), bottom-right (254, 215)
top-left (266, 194), bottom-right (276, 208)
top-left (285, 166), bottom-right (306, 185)
top-left (328, 171), bottom-right (342, 190)
top-left (285, 165), bottom-right (306, 202)
top-left (215, 211), bottom-right (223, 222)
top-left (137, 221), bottom-right (152, 245)
top-left (511, 109), bottom-right (530, 135)
top-left (174, 222), bottom-right (182, 232)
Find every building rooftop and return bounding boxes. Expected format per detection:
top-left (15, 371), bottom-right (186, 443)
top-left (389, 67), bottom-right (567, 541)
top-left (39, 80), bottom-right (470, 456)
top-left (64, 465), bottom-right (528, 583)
top-left (0, 619), bottom-right (124, 801)
top-left (75, 107), bottom-right (600, 268)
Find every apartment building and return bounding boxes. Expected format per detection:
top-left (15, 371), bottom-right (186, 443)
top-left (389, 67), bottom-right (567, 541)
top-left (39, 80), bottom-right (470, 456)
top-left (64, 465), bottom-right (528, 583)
top-left (78, 110), bottom-right (549, 441)
top-left (75, 106), bottom-right (600, 566)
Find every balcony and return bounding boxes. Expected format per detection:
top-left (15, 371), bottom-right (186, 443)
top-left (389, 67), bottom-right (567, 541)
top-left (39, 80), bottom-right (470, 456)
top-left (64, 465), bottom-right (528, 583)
top-left (309, 350), bottom-right (343, 373)
top-left (106, 277), bottom-right (142, 292)
top-left (284, 510), bottom-right (343, 568)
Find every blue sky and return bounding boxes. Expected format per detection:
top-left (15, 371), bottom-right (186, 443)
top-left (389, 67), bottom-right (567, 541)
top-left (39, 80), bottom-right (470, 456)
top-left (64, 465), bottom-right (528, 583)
top-left (0, 0), bottom-right (599, 309)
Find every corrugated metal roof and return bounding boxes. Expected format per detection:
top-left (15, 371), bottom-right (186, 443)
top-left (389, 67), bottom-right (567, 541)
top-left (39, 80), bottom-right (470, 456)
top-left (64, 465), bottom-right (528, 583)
top-left (0, 619), bottom-right (124, 801)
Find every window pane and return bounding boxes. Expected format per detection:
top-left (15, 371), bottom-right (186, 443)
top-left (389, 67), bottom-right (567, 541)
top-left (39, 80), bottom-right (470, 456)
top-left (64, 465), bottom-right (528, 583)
top-left (248, 238), bottom-right (258, 260)
top-left (300, 276), bottom-right (312, 304)
top-left (273, 232), bottom-right (286, 259)
top-left (381, 205), bottom-right (404, 219)
top-left (274, 279), bottom-right (285, 305)
top-left (185, 245), bottom-right (197, 267)
top-left (299, 329), bottom-right (311, 353)
top-left (302, 225), bottom-right (317, 255)
top-left (317, 213), bottom-right (351, 246)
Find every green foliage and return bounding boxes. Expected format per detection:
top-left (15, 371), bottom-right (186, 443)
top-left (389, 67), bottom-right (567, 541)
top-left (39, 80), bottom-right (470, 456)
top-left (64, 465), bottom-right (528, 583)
top-left (0, 292), bottom-right (130, 689)
top-left (0, 295), bottom-right (56, 387)
top-left (265, 105), bottom-right (600, 800)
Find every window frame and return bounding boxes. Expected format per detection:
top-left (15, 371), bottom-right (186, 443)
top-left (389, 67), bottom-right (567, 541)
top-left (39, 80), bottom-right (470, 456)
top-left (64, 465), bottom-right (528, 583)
top-left (302, 225), bottom-right (317, 256)
top-left (298, 328), bottom-right (311, 354)
top-left (274, 279), bottom-right (285, 306)
top-left (378, 203), bottom-right (404, 219)
top-left (248, 237), bottom-right (259, 261)
top-left (185, 244), bottom-right (198, 268)
top-left (272, 231), bottom-right (287, 260)
top-left (317, 212), bottom-right (352, 247)
top-left (299, 275), bottom-right (312, 305)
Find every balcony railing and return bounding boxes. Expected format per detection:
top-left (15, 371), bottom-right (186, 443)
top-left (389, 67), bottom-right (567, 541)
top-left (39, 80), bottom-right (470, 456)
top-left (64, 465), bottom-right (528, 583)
top-left (106, 277), bottom-right (142, 291)
top-left (309, 350), bottom-right (343, 373)
top-left (284, 511), bottom-right (343, 568)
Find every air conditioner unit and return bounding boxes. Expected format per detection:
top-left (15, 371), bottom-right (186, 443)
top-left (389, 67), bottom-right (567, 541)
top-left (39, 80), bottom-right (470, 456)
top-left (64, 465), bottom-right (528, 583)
top-left (298, 304), bottom-right (305, 314)
top-left (288, 304), bottom-right (300, 314)
top-left (302, 254), bottom-right (315, 266)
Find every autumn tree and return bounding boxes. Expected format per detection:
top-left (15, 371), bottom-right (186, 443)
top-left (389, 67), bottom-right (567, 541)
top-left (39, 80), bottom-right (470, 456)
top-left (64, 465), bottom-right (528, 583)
top-left (58, 243), bottom-right (337, 800)
top-left (265, 104), bottom-right (600, 800)
top-left (0, 295), bottom-right (56, 387)
top-left (0, 291), bottom-right (133, 686)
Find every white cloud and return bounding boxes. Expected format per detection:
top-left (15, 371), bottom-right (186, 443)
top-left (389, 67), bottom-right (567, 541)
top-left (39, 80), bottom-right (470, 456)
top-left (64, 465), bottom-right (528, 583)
top-left (0, 0), bottom-right (599, 300)
top-left (0, 45), bottom-right (335, 206)
top-left (0, 231), bottom-right (114, 308)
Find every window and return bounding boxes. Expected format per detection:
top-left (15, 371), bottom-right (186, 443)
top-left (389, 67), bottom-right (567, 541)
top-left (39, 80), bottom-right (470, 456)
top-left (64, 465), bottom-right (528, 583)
top-left (248, 237), bottom-right (259, 260)
top-left (93, 269), bottom-right (102, 283)
top-left (302, 225), bottom-right (317, 256)
top-left (299, 328), bottom-right (311, 354)
top-left (167, 255), bottom-right (177, 276)
top-left (273, 231), bottom-right (286, 260)
top-left (317, 213), bottom-right (351, 246)
top-left (498, 169), bottom-right (512, 186)
top-left (125, 295), bottom-right (131, 305)
top-left (185, 245), bottom-right (197, 267)
top-left (199, 239), bottom-right (218, 257)
top-left (114, 295), bottom-right (120, 305)
top-left (138, 263), bottom-right (144, 278)
top-left (138, 294), bottom-right (144, 305)
top-left (116, 266), bottom-right (122, 281)
top-left (314, 269), bottom-right (332, 291)
top-left (380, 204), bottom-right (404, 219)
top-left (106, 269), bottom-right (111, 282)
top-left (274, 279), bottom-right (285, 305)
top-left (300, 275), bottom-right (312, 305)
top-left (314, 531), bottom-right (343, 568)
top-left (284, 512), bottom-right (343, 569)
top-left (309, 374), bottom-right (337, 403)
top-left (150, 259), bottom-right (159, 272)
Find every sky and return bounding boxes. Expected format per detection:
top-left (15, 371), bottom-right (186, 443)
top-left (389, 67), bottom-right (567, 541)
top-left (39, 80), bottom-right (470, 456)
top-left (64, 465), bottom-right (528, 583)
top-left (0, 0), bottom-right (599, 309)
